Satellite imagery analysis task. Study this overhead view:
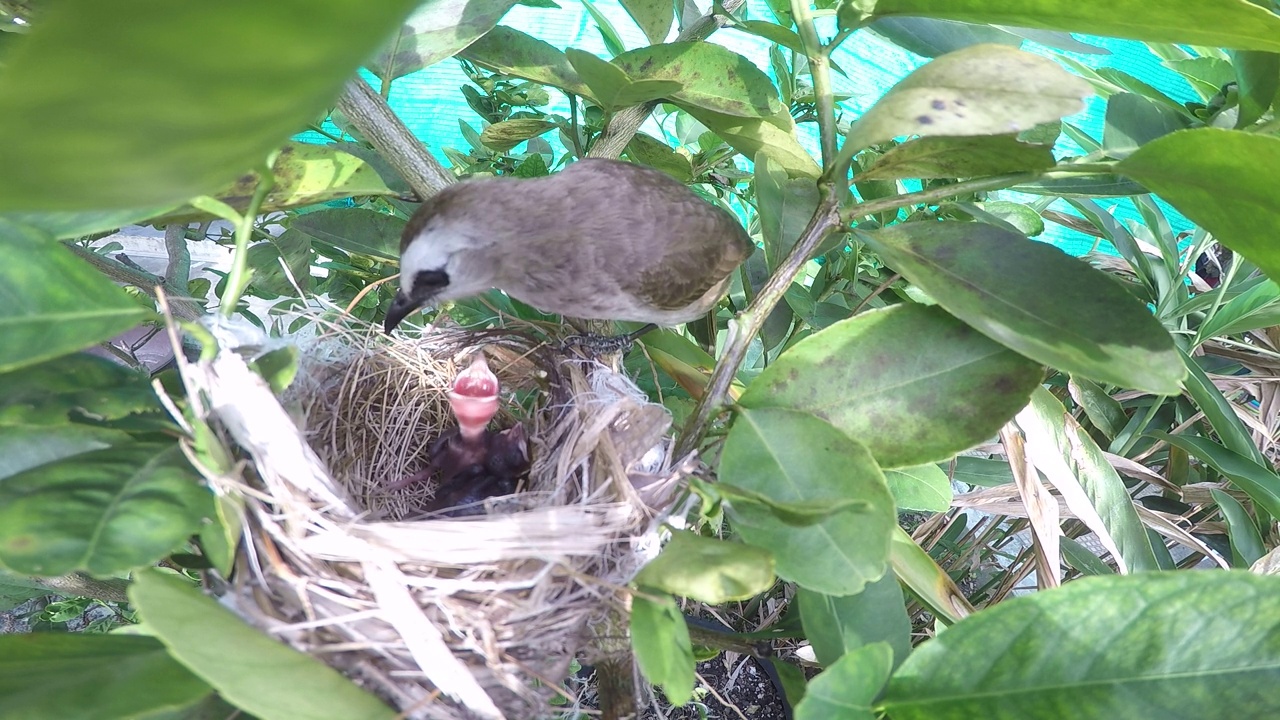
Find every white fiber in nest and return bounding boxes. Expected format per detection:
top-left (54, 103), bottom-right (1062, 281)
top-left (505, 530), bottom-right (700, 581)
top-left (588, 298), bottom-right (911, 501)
top-left (168, 310), bottom-right (689, 719)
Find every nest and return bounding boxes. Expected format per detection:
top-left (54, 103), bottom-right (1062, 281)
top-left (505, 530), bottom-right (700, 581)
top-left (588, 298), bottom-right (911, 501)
top-left (169, 310), bottom-right (689, 719)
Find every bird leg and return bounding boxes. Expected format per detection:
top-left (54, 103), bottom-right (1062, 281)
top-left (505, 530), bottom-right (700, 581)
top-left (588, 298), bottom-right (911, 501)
top-left (559, 322), bottom-right (658, 357)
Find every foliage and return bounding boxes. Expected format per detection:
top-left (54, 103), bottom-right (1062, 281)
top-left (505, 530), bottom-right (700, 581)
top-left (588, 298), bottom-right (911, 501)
top-left (2, 0), bottom-right (1280, 717)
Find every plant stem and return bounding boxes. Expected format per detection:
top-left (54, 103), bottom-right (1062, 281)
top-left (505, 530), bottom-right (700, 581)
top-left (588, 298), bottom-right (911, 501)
top-left (790, 0), bottom-right (836, 165)
top-left (676, 190), bottom-right (841, 457)
top-left (220, 168), bottom-right (274, 319)
top-left (336, 76), bottom-right (455, 198)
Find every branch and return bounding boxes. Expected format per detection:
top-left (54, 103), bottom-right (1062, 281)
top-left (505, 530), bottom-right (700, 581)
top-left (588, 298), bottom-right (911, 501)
top-left (336, 76), bottom-right (455, 198)
top-left (587, 0), bottom-right (747, 160)
top-left (675, 190), bottom-right (842, 457)
top-left (63, 242), bottom-right (204, 322)
top-left (675, 171), bottom-right (1042, 456)
top-left (164, 223), bottom-right (192, 290)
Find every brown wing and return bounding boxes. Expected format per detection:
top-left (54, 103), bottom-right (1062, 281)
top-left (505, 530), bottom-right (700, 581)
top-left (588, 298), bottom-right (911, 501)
top-left (630, 200), bottom-right (753, 310)
top-left (567, 160), bottom-right (754, 311)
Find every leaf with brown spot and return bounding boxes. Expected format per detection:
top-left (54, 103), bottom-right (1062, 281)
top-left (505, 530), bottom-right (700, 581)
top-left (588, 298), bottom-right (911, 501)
top-left (845, 44), bottom-right (1090, 155)
top-left (613, 42), bottom-right (783, 118)
top-left (461, 26), bottom-right (594, 99)
top-left (857, 134), bottom-right (1055, 180)
top-left (740, 303), bottom-right (1042, 468)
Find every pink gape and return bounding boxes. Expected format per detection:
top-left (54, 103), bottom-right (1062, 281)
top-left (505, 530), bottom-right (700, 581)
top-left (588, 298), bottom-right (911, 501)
top-left (388, 353), bottom-right (529, 516)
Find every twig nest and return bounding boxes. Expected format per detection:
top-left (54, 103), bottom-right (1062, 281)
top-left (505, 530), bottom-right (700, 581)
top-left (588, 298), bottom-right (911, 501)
top-left (174, 311), bottom-right (686, 719)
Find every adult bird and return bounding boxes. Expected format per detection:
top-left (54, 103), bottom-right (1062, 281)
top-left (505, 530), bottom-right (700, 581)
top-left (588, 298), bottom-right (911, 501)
top-left (382, 158), bottom-right (755, 336)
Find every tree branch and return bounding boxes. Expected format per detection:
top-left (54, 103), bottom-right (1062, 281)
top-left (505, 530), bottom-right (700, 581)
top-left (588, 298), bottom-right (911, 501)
top-left (587, 0), bottom-right (747, 160)
top-left (164, 223), bottom-right (191, 290)
top-left (336, 76), bottom-right (455, 198)
top-left (63, 242), bottom-right (204, 322)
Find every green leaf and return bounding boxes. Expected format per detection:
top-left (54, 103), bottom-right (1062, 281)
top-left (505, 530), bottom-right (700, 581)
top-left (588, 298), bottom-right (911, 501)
top-left (1, 206), bottom-right (180, 241)
top-left (1101, 93), bottom-right (1189, 159)
top-left (0, 222), bottom-right (152, 373)
top-left (1231, 50), bottom-right (1280, 127)
top-left (880, 571), bottom-right (1280, 719)
top-left (619, 0), bottom-right (672, 43)
top-left (715, 482), bottom-right (872, 526)
top-left (798, 574), bottom-right (912, 668)
top-left (580, 0), bottom-right (627, 57)
top-left (883, 463), bottom-right (953, 512)
top-left (613, 42), bottom-right (784, 118)
top-left (1011, 174), bottom-right (1148, 197)
top-left (613, 78), bottom-right (685, 106)
top-left (859, 0), bottom-right (1280, 52)
top-left (249, 346), bottom-right (299, 395)
top-left (635, 531), bottom-right (775, 604)
top-left (366, 0), bottom-right (520, 81)
top-left (0, 444), bottom-right (210, 576)
top-left (889, 526), bottom-right (972, 624)
top-left (1178, 348), bottom-right (1268, 466)
top-left (861, 222), bottom-right (1185, 395)
top-left (726, 19), bottom-right (807, 54)
top-left (794, 642), bottom-right (893, 720)
top-left (0, 634), bottom-right (211, 720)
top-left (1151, 432), bottom-right (1280, 520)
top-left (1060, 536), bottom-right (1116, 576)
top-left (246, 229), bottom-right (312, 297)
top-left (0, 571), bottom-right (50, 613)
top-left (949, 456), bottom-right (1013, 487)
top-left (740, 303), bottom-right (1042, 468)
top-left (857, 134), bottom-right (1054, 181)
top-left (130, 569), bottom-right (397, 720)
top-left (566, 48), bottom-right (633, 109)
top-left (755, 153), bottom-right (821, 271)
top-left (478, 118), bottom-right (558, 151)
top-left (1067, 377), bottom-right (1127, 439)
top-left (0, 353), bottom-right (157, 427)
top-left (1212, 489), bottom-right (1266, 568)
top-left (624, 133), bottom-right (694, 181)
top-left (1118, 129), bottom-right (1280, 285)
top-left (0, 0), bottom-right (423, 210)
top-left (630, 591), bottom-right (696, 706)
top-left (1195, 280), bottom-right (1280, 342)
top-left (1016, 387), bottom-right (1160, 573)
top-left (719, 408), bottom-right (896, 596)
top-left (462, 26), bottom-right (594, 99)
top-left (289, 208), bottom-right (405, 263)
top-left (0, 426), bottom-right (132, 486)
top-left (685, 107), bottom-right (821, 178)
top-left (870, 17), bottom-right (1019, 58)
top-left (149, 143), bottom-right (397, 225)
top-left (845, 44), bottom-right (1090, 154)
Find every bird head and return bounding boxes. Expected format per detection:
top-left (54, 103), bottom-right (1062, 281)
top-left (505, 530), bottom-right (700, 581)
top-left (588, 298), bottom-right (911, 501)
top-left (384, 189), bottom-right (500, 334)
top-left (448, 352), bottom-right (500, 441)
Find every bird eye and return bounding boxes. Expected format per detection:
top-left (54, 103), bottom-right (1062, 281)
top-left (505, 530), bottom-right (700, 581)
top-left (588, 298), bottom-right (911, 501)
top-left (415, 269), bottom-right (449, 293)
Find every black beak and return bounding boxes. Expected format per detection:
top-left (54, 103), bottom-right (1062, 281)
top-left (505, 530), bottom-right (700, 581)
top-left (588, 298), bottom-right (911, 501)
top-left (383, 290), bottom-right (423, 334)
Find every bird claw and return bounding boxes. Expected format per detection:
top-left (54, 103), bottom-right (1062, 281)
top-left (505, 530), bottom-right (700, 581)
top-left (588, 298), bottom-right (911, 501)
top-left (559, 323), bottom-right (658, 358)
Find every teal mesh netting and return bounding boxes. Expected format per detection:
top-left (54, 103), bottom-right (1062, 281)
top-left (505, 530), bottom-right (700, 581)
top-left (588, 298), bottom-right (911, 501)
top-left (299, 2), bottom-right (1198, 257)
